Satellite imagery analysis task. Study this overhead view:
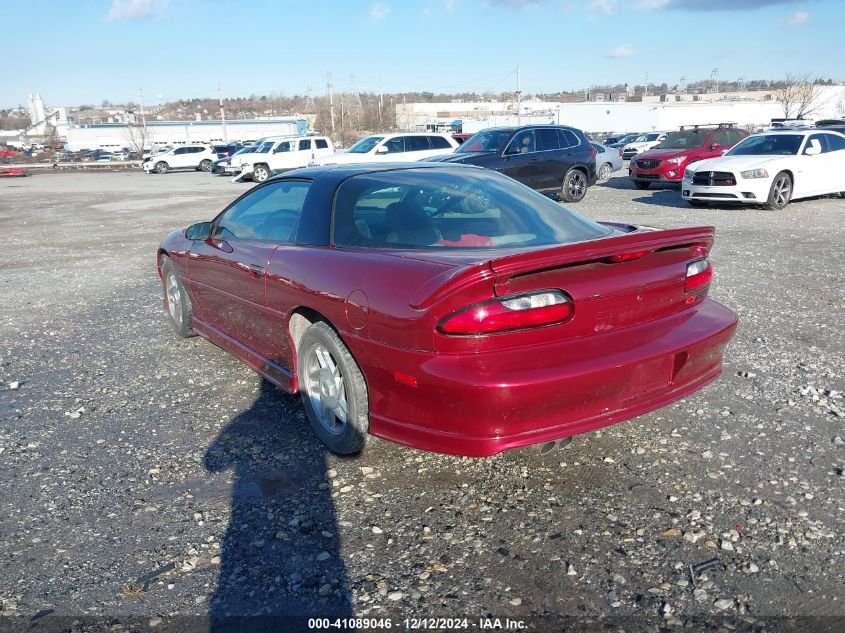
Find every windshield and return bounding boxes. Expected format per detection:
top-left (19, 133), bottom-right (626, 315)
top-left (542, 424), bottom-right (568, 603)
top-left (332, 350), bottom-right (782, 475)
top-left (658, 130), bottom-right (708, 149)
top-left (347, 136), bottom-right (384, 154)
top-left (455, 129), bottom-right (513, 154)
top-left (726, 134), bottom-right (803, 156)
top-left (332, 168), bottom-right (611, 250)
top-left (255, 141), bottom-right (274, 154)
top-left (234, 145), bottom-right (258, 156)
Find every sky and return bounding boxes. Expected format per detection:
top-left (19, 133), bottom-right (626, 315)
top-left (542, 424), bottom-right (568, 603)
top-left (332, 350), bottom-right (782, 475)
top-left (1, 0), bottom-right (840, 108)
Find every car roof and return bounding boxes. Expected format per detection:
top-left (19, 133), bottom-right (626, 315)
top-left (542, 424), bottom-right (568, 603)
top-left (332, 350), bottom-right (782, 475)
top-left (364, 132), bottom-right (453, 138)
top-left (277, 161), bottom-right (481, 183)
top-left (475, 125), bottom-right (578, 133)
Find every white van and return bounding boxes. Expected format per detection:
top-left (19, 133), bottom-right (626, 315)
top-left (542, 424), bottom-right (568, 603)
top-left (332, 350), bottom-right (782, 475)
top-left (238, 136), bottom-right (335, 182)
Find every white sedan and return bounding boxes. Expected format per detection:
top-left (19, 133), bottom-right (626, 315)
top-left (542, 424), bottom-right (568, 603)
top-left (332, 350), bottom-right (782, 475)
top-left (682, 129), bottom-right (845, 210)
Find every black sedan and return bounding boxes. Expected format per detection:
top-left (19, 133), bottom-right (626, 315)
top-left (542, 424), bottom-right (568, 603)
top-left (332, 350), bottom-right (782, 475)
top-left (426, 125), bottom-right (597, 203)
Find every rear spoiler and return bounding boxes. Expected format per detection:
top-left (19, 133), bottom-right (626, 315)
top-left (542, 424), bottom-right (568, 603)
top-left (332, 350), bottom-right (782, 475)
top-left (408, 226), bottom-right (714, 310)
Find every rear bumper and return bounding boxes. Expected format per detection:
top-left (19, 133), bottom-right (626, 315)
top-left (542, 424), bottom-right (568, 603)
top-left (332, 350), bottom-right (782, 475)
top-left (349, 299), bottom-right (738, 456)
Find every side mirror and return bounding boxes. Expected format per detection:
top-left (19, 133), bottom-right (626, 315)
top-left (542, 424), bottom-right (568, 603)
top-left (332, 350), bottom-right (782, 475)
top-left (720, 148), bottom-right (729, 155)
top-left (185, 221), bottom-right (212, 240)
top-left (504, 146), bottom-right (520, 156)
top-left (375, 146), bottom-right (389, 154)
top-left (709, 143), bottom-right (721, 151)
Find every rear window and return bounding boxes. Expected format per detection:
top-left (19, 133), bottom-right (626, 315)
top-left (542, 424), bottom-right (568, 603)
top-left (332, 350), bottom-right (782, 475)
top-left (331, 169), bottom-right (610, 250)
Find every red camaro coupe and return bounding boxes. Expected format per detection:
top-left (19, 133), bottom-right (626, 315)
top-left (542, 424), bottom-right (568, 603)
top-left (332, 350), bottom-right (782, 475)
top-left (157, 163), bottom-right (737, 456)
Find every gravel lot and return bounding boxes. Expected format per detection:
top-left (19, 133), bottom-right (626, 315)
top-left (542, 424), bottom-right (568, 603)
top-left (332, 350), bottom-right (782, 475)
top-left (1, 169), bottom-right (844, 632)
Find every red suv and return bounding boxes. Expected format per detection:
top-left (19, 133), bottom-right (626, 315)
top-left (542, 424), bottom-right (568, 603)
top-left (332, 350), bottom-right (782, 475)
top-left (629, 125), bottom-right (748, 189)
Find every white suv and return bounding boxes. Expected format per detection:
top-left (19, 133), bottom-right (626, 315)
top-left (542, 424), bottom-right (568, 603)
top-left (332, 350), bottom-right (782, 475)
top-left (238, 136), bottom-right (335, 182)
top-left (621, 132), bottom-right (668, 160)
top-left (314, 132), bottom-right (458, 165)
top-left (143, 144), bottom-right (218, 174)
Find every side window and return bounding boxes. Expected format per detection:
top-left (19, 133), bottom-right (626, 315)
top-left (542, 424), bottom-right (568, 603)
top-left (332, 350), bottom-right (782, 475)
top-left (557, 129), bottom-right (581, 149)
top-left (536, 128), bottom-right (560, 152)
top-left (299, 139), bottom-right (311, 151)
top-left (383, 137), bottom-right (405, 153)
top-left (315, 138), bottom-right (329, 149)
top-left (429, 136), bottom-right (452, 149)
top-left (174, 147), bottom-right (188, 155)
top-left (406, 136), bottom-right (430, 152)
top-left (507, 130), bottom-right (536, 154)
top-left (712, 130), bottom-right (732, 146)
top-left (805, 134), bottom-right (829, 153)
top-left (213, 180), bottom-right (311, 242)
top-left (276, 141), bottom-right (292, 153)
top-left (825, 134), bottom-right (845, 151)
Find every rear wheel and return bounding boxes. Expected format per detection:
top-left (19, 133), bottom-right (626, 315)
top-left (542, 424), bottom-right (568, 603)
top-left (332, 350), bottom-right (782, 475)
top-left (633, 180), bottom-right (651, 190)
top-left (199, 159), bottom-right (212, 172)
top-left (598, 162), bottom-right (613, 181)
top-left (560, 169), bottom-right (587, 203)
top-left (766, 172), bottom-right (791, 210)
top-left (297, 322), bottom-right (369, 454)
top-left (161, 257), bottom-right (194, 337)
top-left (154, 161), bottom-right (169, 174)
top-left (253, 163), bottom-right (271, 183)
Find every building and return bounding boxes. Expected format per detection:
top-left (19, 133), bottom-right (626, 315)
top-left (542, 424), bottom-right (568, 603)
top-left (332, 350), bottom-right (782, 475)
top-left (62, 117), bottom-right (310, 151)
top-left (398, 86), bottom-right (845, 136)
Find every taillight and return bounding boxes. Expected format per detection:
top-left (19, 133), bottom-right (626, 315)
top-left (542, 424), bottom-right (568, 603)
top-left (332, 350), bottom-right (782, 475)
top-left (438, 290), bottom-right (573, 335)
top-left (589, 145), bottom-right (597, 158)
top-left (685, 258), bottom-right (712, 293)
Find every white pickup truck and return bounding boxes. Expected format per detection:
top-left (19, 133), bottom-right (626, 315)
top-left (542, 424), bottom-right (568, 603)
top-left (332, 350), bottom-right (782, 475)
top-left (237, 135), bottom-right (335, 182)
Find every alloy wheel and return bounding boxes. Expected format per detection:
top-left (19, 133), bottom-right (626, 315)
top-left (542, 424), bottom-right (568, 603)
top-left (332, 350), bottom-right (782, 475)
top-left (568, 172), bottom-right (586, 198)
top-left (304, 343), bottom-right (349, 435)
top-left (165, 273), bottom-right (181, 328)
top-left (773, 175), bottom-right (790, 207)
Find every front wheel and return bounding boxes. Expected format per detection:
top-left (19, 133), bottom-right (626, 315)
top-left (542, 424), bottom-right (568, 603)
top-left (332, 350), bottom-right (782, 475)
top-left (154, 161), bottom-right (169, 174)
top-left (297, 322), bottom-right (369, 454)
top-left (253, 164), bottom-right (271, 183)
top-left (598, 162), bottom-right (613, 181)
top-left (633, 180), bottom-right (651, 190)
top-left (161, 257), bottom-right (194, 337)
top-left (766, 172), bottom-right (792, 210)
top-left (199, 159), bottom-right (212, 172)
top-left (560, 169), bottom-right (587, 203)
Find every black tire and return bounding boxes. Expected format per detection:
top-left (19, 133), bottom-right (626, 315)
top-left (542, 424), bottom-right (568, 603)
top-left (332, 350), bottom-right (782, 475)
top-left (297, 321), bottom-right (369, 454)
top-left (199, 159), bottom-right (212, 172)
top-left (633, 180), bottom-right (651, 190)
top-left (766, 171), bottom-right (792, 210)
top-left (161, 256), bottom-right (194, 337)
top-left (154, 161), bottom-right (169, 174)
top-left (560, 169), bottom-right (588, 203)
top-left (598, 162), bottom-right (613, 181)
top-left (253, 163), bottom-right (271, 183)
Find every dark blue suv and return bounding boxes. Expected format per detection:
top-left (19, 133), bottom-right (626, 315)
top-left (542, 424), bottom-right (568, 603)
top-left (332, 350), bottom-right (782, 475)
top-left (426, 125), bottom-right (597, 203)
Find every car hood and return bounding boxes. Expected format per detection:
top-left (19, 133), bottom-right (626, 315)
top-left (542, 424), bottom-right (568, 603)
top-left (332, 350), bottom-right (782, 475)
top-left (425, 152), bottom-right (493, 164)
top-left (636, 148), bottom-right (698, 160)
top-left (689, 155), bottom-right (790, 173)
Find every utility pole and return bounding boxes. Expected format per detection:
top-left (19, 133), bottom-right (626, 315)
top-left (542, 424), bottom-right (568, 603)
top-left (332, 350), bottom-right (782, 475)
top-left (679, 75), bottom-right (687, 94)
top-left (137, 88), bottom-right (146, 129)
top-left (515, 62), bottom-right (521, 126)
top-left (644, 73), bottom-right (649, 98)
top-left (218, 82), bottom-right (228, 142)
top-left (711, 67), bottom-right (720, 93)
top-left (327, 72), bottom-right (336, 136)
top-left (378, 80), bottom-right (383, 128)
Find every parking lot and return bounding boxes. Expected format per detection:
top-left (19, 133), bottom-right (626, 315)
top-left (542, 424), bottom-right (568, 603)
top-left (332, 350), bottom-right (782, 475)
top-left (1, 170), bottom-right (844, 631)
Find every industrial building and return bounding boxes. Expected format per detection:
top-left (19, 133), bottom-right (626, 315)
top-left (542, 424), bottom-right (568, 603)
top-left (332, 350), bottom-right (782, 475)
top-left (396, 86), bottom-right (845, 135)
top-left (62, 117), bottom-right (309, 151)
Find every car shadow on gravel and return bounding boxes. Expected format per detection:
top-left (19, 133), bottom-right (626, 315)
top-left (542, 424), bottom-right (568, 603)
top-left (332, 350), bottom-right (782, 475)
top-left (631, 190), bottom-right (690, 209)
top-left (203, 378), bottom-right (353, 632)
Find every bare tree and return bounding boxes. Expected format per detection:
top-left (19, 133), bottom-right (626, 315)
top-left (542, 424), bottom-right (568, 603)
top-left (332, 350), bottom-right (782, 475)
top-left (774, 74), bottom-right (820, 120)
top-left (122, 122), bottom-right (150, 156)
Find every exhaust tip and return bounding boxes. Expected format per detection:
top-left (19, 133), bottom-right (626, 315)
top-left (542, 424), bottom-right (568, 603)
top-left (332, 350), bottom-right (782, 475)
top-left (558, 437), bottom-right (573, 450)
top-left (539, 440), bottom-right (558, 455)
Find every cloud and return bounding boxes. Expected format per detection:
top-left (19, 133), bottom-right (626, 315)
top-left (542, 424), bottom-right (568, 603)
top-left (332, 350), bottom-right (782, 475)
top-left (369, 2), bottom-right (390, 21)
top-left (640, 0), bottom-right (804, 9)
top-left (588, 0), bottom-right (614, 14)
top-left (444, 0), bottom-right (457, 11)
top-left (607, 43), bottom-right (636, 58)
top-left (106, 0), bottom-right (166, 22)
top-left (785, 10), bottom-right (810, 26)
